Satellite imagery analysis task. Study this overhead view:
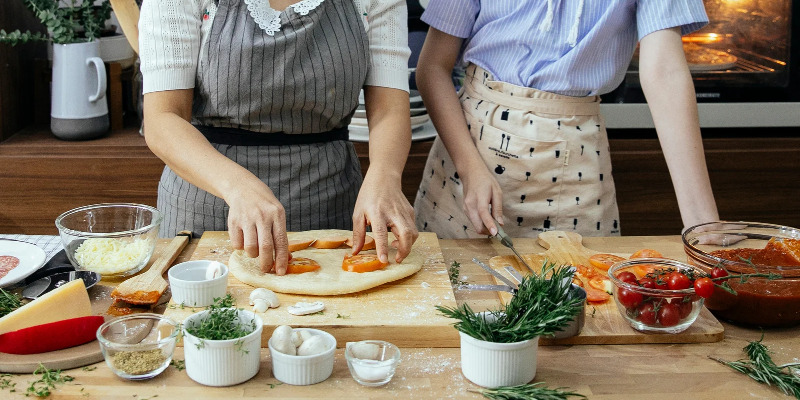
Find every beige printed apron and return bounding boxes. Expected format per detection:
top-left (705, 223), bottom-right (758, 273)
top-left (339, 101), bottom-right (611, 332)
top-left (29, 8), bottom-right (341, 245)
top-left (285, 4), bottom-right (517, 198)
top-left (414, 64), bottom-right (621, 239)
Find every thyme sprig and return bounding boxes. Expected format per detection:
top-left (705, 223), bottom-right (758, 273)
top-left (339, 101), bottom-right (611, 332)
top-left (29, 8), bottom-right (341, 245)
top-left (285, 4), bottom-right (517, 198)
top-left (710, 335), bottom-right (800, 399)
top-left (25, 364), bottom-right (74, 398)
top-left (185, 294), bottom-right (256, 342)
top-left (0, 288), bottom-right (23, 318)
top-left (448, 261), bottom-right (462, 286)
top-left (470, 383), bottom-right (587, 400)
top-left (437, 261), bottom-right (582, 343)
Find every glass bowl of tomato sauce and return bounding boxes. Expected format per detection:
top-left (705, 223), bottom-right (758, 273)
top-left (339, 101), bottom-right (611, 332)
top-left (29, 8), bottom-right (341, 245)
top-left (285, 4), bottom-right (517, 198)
top-left (682, 221), bottom-right (800, 328)
top-left (608, 258), bottom-right (706, 334)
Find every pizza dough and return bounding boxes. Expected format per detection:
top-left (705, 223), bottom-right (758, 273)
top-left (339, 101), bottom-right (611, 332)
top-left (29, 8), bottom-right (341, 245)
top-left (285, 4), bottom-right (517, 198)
top-left (683, 43), bottom-right (737, 71)
top-left (228, 230), bottom-right (424, 295)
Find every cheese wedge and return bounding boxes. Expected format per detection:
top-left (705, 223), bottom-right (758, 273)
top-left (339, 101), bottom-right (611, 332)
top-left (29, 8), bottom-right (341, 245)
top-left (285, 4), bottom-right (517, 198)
top-left (0, 279), bottom-right (92, 335)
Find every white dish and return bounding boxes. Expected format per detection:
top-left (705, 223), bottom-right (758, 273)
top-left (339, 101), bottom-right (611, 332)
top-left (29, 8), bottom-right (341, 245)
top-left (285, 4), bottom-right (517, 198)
top-left (0, 239), bottom-right (47, 288)
top-left (168, 260), bottom-right (229, 307)
top-left (269, 328), bottom-right (336, 386)
top-left (348, 120), bottom-right (437, 143)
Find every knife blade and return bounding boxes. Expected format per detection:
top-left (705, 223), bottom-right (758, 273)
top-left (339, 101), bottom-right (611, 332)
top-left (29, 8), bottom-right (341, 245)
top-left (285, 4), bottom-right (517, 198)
top-left (22, 271), bottom-right (101, 299)
top-left (472, 258), bottom-right (519, 290)
top-left (458, 283), bottom-right (517, 294)
top-left (494, 223), bottom-right (535, 275)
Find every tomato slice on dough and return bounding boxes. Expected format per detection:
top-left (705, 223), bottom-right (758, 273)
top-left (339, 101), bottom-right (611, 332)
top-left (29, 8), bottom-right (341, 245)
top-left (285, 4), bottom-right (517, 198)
top-left (286, 257), bottom-right (321, 274)
top-left (588, 253), bottom-right (626, 272)
top-left (344, 235), bottom-right (376, 251)
top-left (312, 237), bottom-right (348, 249)
top-left (630, 248), bottom-right (664, 259)
top-left (288, 239), bottom-right (316, 252)
top-left (342, 254), bottom-right (388, 273)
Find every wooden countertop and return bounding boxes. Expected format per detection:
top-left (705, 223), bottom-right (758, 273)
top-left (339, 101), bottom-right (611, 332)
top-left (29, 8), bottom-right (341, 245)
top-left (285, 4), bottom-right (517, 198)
top-left (4, 236), bottom-right (797, 399)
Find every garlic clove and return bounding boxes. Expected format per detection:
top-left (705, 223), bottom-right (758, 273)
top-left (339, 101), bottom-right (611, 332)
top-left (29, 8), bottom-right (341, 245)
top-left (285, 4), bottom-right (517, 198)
top-left (205, 262), bottom-right (224, 280)
top-left (297, 334), bottom-right (329, 356)
top-left (287, 301), bottom-right (325, 316)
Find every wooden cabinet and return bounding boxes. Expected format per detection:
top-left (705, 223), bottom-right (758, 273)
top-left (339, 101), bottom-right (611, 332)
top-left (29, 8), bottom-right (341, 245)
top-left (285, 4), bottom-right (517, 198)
top-left (2, 127), bottom-right (799, 236)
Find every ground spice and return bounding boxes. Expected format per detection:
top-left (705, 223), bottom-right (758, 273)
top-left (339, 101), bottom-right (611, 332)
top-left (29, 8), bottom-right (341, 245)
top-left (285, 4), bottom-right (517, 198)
top-left (112, 349), bottom-right (166, 376)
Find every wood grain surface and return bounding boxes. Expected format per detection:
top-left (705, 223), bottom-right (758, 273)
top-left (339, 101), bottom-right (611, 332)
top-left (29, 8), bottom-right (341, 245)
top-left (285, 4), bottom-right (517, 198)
top-left (163, 231), bottom-right (461, 348)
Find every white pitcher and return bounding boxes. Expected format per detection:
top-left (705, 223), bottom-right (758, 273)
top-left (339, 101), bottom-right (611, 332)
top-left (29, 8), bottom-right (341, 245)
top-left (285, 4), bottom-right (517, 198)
top-left (51, 41), bottom-right (109, 140)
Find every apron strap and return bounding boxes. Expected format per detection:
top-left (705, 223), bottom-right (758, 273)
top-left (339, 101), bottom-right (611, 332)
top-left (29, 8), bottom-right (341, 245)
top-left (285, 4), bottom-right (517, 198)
top-left (196, 125), bottom-right (349, 146)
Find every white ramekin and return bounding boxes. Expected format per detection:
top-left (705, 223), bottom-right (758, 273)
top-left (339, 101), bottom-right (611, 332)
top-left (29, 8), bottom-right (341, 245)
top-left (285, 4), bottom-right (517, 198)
top-left (168, 260), bottom-right (228, 307)
top-left (459, 331), bottom-right (539, 388)
top-left (268, 328), bottom-right (336, 386)
top-left (183, 309), bottom-right (263, 386)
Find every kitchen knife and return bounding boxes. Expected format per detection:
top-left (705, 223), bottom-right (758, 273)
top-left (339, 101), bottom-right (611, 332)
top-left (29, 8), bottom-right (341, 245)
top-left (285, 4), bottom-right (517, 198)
top-left (493, 223), bottom-right (535, 274)
top-left (22, 270), bottom-right (101, 299)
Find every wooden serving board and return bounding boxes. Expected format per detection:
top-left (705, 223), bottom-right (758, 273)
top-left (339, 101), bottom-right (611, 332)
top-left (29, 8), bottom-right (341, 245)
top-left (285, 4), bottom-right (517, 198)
top-left (163, 231), bottom-right (460, 348)
top-left (488, 231), bottom-right (724, 345)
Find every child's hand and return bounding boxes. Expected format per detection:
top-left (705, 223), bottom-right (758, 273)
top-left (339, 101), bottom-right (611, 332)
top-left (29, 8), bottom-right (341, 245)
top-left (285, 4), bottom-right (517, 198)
top-left (461, 166), bottom-right (504, 236)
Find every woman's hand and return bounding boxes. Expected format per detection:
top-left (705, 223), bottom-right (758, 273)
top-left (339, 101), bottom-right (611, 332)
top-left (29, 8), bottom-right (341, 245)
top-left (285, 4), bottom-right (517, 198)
top-left (225, 179), bottom-right (289, 275)
top-left (460, 161), bottom-right (504, 236)
top-left (144, 89), bottom-right (289, 274)
top-left (359, 86), bottom-right (418, 262)
top-left (352, 172), bottom-right (418, 263)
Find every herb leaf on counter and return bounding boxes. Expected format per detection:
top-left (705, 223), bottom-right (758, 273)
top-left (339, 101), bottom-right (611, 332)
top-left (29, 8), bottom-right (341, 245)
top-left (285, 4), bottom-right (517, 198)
top-left (0, 288), bottom-right (23, 318)
top-left (470, 383), bottom-right (587, 400)
top-left (25, 364), bottom-right (74, 398)
top-left (437, 261), bottom-right (582, 343)
top-left (710, 335), bottom-right (800, 399)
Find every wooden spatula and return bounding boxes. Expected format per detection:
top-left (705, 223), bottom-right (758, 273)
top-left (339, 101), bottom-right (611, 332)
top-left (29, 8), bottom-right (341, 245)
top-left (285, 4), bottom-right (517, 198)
top-left (110, 231), bottom-right (191, 305)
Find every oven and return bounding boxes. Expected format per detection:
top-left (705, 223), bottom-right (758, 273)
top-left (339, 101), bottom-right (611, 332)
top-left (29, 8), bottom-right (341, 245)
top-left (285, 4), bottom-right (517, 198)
top-left (601, 0), bottom-right (800, 128)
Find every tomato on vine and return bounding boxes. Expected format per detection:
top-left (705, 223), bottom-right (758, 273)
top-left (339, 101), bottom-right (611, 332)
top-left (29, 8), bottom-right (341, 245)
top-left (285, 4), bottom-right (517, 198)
top-left (666, 271), bottom-right (691, 290)
top-left (711, 266), bottom-right (729, 282)
top-left (693, 277), bottom-right (715, 298)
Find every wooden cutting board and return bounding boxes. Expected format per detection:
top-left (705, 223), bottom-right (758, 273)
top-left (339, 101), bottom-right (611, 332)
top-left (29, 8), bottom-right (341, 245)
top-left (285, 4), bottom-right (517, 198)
top-left (163, 231), bottom-right (460, 348)
top-left (489, 231), bottom-right (724, 345)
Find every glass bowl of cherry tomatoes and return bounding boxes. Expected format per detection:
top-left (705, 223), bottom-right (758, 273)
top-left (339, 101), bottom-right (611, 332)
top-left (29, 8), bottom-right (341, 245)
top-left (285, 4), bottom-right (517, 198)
top-left (607, 258), bottom-right (711, 334)
top-left (682, 221), bottom-right (800, 328)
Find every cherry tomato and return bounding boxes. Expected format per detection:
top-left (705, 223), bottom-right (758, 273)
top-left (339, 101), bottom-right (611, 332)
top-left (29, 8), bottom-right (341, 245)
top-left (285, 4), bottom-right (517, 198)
top-left (677, 298), bottom-right (694, 319)
top-left (589, 253), bottom-right (626, 272)
top-left (653, 275), bottom-right (669, 290)
top-left (657, 302), bottom-right (682, 327)
top-left (637, 302), bottom-right (657, 325)
top-left (617, 288), bottom-right (644, 309)
top-left (711, 267), bottom-right (729, 283)
top-left (616, 271), bottom-right (639, 285)
top-left (638, 277), bottom-right (656, 289)
top-left (667, 272), bottom-right (691, 290)
top-left (693, 277), bottom-right (715, 298)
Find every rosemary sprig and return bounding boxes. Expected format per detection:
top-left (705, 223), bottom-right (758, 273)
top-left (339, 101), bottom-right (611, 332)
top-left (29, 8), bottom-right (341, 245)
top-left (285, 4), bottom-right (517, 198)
top-left (438, 261), bottom-right (582, 343)
top-left (0, 288), bottom-right (23, 317)
top-left (25, 363), bottom-right (74, 398)
top-left (470, 383), bottom-right (587, 400)
top-left (185, 294), bottom-right (256, 342)
top-left (710, 335), bottom-right (800, 398)
top-left (449, 261), bottom-right (462, 286)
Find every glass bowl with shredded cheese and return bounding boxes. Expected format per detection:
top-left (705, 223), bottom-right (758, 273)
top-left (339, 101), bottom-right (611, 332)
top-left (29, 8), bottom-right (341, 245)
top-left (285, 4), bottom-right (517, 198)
top-left (56, 203), bottom-right (162, 277)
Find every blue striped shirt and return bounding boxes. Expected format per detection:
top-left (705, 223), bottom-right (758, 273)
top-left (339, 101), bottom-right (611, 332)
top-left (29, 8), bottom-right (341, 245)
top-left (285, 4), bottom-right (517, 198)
top-left (421, 0), bottom-right (708, 96)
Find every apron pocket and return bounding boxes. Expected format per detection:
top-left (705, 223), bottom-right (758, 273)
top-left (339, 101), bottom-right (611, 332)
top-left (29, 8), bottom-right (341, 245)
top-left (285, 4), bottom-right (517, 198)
top-left (472, 123), bottom-right (567, 185)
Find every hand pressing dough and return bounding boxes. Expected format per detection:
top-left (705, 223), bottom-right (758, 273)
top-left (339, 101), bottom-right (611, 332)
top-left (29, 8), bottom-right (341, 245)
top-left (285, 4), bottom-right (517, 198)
top-left (229, 230), bottom-right (423, 295)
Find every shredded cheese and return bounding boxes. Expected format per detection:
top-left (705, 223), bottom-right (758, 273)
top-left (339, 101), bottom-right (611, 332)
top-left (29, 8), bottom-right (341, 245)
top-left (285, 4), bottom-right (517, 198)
top-left (74, 237), bottom-right (153, 274)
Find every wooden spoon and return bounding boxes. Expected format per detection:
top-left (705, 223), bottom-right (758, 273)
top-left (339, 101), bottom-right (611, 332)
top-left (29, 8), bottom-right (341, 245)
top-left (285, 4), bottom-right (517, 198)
top-left (110, 231), bottom-right (191, 305)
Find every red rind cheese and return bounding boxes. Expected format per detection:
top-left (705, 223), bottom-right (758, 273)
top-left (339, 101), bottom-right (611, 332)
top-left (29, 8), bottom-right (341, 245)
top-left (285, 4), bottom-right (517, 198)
top-left (0, 315), bottom-right (105, 355)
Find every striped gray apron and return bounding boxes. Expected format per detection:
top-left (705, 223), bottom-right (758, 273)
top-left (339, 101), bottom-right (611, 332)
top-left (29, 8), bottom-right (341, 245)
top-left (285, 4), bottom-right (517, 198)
top-left (157, 0), bottom-right (369, 238)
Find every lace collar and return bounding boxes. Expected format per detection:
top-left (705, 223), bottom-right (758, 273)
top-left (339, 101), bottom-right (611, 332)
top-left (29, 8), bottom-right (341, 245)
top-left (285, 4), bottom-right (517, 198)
top-left (244, 0), bottom-right (325, 36)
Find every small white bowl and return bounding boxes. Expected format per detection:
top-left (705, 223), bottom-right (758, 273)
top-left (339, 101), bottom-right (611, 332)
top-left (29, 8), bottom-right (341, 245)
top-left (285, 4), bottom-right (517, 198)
top-left (460, 332), bottom-right (539, 388)
top-left (269, 328), bottom-right (336, 386)
top-left (183, 309), bottom-right (263, 387)
top-left (168, 260), bottom-right (228, 307)
top-left (345, 340), bottom-right (401, 386)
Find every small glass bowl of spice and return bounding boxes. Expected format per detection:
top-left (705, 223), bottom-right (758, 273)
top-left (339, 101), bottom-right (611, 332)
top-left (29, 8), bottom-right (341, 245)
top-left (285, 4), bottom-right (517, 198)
top-left (345, 340), bottom-right (401, 387)
top-left (96, 313), bottom-right (179, 380)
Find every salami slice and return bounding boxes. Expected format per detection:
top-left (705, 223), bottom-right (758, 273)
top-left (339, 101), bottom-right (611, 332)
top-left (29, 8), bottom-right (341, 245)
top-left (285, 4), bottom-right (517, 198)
top-left (0, 255), bottom-right (20, 279)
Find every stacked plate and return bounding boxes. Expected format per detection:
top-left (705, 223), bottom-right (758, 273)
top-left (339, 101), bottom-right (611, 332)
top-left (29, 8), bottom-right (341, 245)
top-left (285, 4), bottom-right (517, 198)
top-left (349, 87), bottom-right (437, 143)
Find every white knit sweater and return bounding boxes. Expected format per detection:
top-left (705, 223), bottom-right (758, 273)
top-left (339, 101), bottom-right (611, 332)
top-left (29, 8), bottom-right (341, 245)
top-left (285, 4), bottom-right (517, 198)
top-left (139, 0), bottom-right (411, 94)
